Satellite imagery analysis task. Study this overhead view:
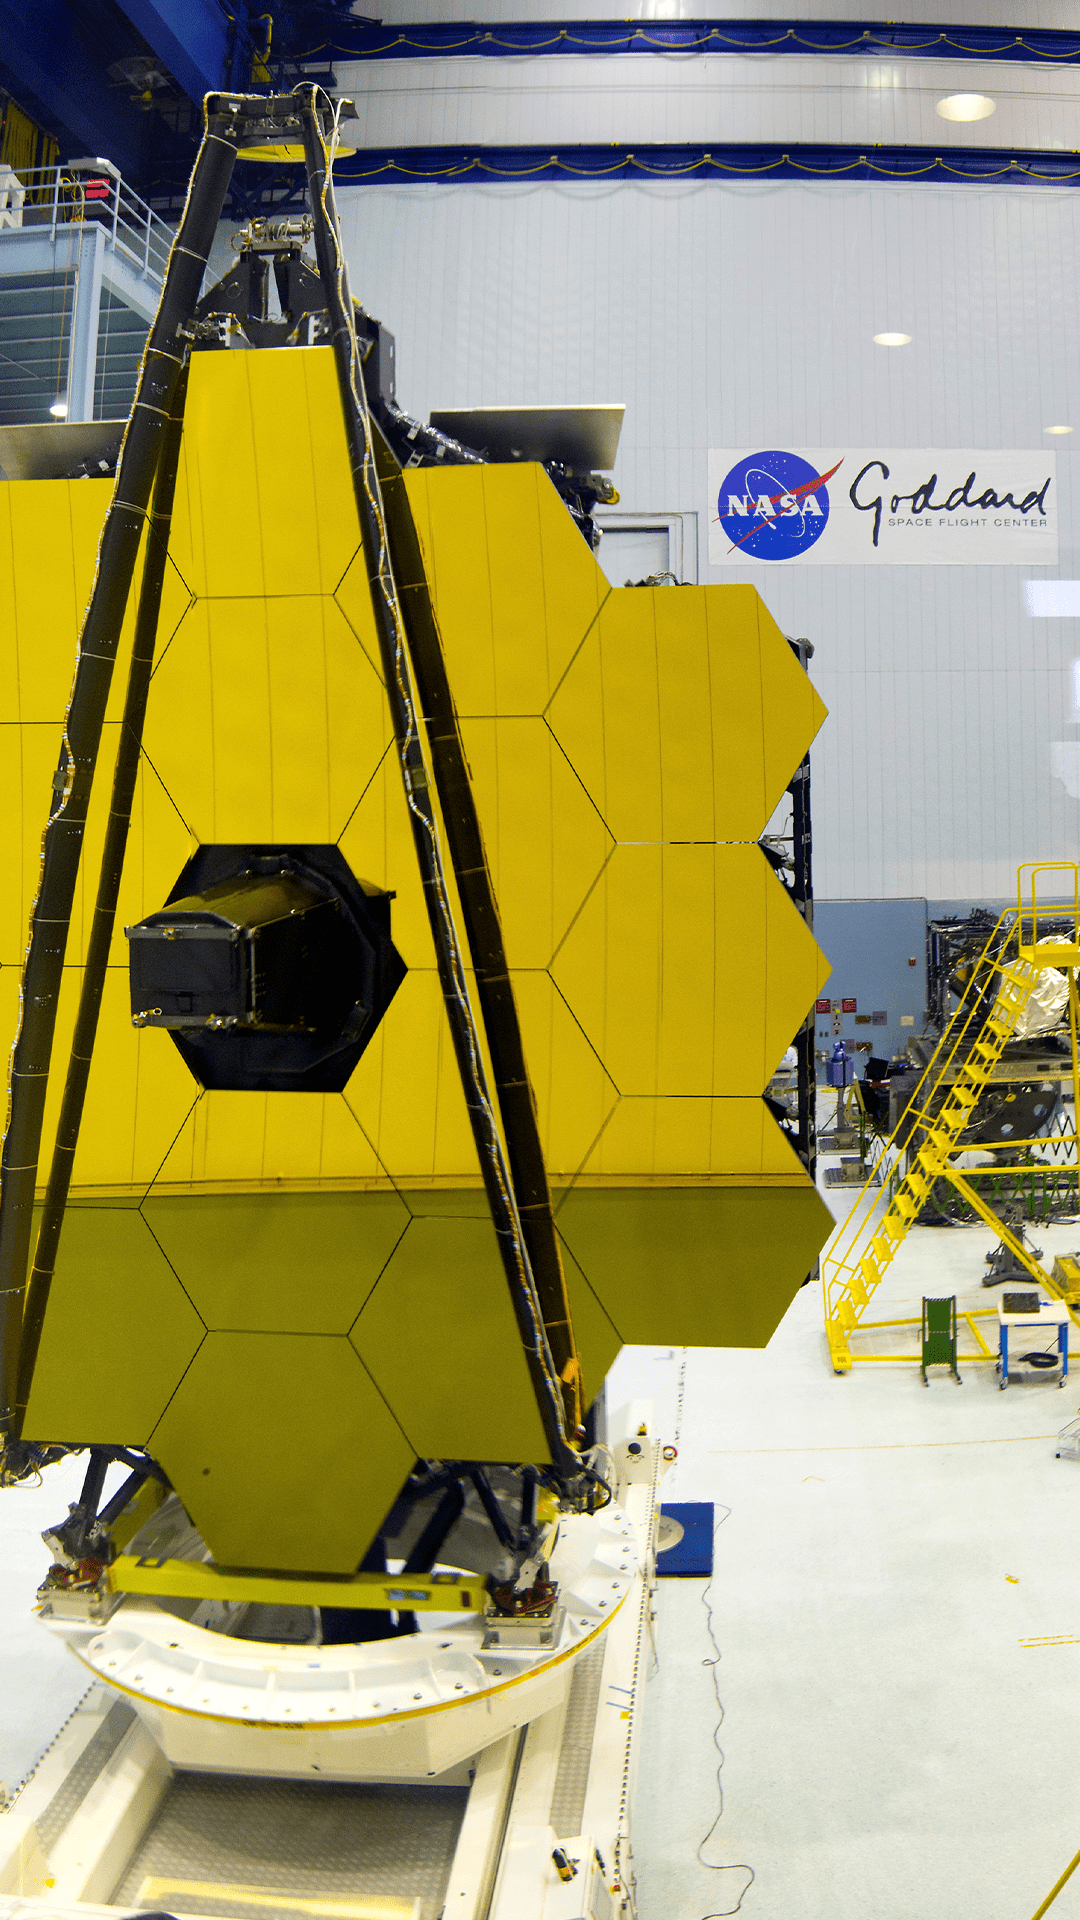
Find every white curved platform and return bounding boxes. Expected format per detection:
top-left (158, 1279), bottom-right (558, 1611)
top-left (56, 1500), bottom-right (639, 1780)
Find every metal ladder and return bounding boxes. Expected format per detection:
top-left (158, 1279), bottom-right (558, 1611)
top-left (822, 863), bottom-right (1080, 1373)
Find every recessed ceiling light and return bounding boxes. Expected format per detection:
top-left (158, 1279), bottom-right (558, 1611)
top-left (1045, 424), bottom-right (1073, 435)
top-left (49, 400), bottom-right (68, 417)
top-left (873, 332), bottom-right (911, 347)
top-left (936, 93), bottom-right (996, 122)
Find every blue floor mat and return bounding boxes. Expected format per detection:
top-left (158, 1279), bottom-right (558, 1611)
top-left (657, 1501), bottom-right (714, 1576)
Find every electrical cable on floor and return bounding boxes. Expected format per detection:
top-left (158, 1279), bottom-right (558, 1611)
top-left (656, 1350), bottom-right (755, 1912)
top-left (673, 1346), bottom-right (688, 1458)
top-left (697, 1504), bottom-right (755, 1917)
top-left (648, 1347), bottom-right (688, 1677)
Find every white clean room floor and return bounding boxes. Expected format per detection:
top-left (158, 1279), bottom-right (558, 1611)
top-left (4, 1132), bottom-right (1080, 1920)
top-left (626, 1138), bottom-right (1080, 1920)
top-left (0, 1450), bottom-right (95, 1796)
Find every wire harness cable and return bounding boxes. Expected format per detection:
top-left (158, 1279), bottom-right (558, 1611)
top-left (298, 87), bottom-right (581, 1483)
top-left (0, 113), bottom-right (237, 1443)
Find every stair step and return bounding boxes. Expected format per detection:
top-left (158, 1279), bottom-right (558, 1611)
top-left (858, 1257), bottom-right (878, 1298)
top-left (822, 937), bottom-right (1043, 1322)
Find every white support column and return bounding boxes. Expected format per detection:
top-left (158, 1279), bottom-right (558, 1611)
top-left (66, 225), bottom-right (105, 423)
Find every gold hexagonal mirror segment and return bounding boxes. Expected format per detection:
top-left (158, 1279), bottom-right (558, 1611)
top-left (168, 347), bottom-right (362, 601)
top-left (556, 1183), bottom-right (834, 1350)
top-left (349, 1205), bottom-right (620, 1439)
top-left (545, 581), bottom-right (826, 843)
top-left (149, 1331), bottom-right (416, 1573)
top-left (73, 751), bottom-right (196, 972)
top-left (41, 968), bottom-right (198, 1194)
top-left (350, 1216), bottom-right (550, 1463)
top-left (144, 1188), bottom-right (409, 1337)
top-left (338, 749), bottom-right (466, 973)
top-left (550, 842), bottom-right (830, 1097)
top-left (142, 596), bottom-right (391, 846)
top-left (22, 1208), bottom-right (205, 1446)
top-left (574, 1092), bottom-right (811, 1180)
top-left (344, 971), bottom-right (488, 1185)
top-left (393, 464), bottom-right (610, 716)
top-left (509, 971), bottom-right (619, 1179)
top-left (142, 1091), bottom-right (409, 1332)
top-left (457, 716), bottom-right (613, 968)
top-left (0, 478), bottom-right (189, 727)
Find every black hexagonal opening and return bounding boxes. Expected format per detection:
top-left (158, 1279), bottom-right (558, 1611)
top-left (126, 843), bottom-right (406, 1092)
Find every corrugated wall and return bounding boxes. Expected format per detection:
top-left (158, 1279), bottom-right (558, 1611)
top-left (336, 179), bottom-right (1080, 900)
top-left (336, 55), bottom-right (1080, 152)
top-left (372, 0), bottom-right (1076, 30)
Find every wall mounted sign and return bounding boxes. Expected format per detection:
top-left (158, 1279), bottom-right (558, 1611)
top-left (708, 448), bottom-right (1057, 565)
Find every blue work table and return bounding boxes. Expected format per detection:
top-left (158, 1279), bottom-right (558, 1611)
top-left (996, 1300), bottom-right (1070, 1388)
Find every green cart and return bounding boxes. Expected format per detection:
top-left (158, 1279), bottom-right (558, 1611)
top-left (921, 1296), bottom-right (962, 1385)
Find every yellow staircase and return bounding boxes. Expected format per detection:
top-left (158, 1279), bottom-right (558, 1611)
top-left (823, 864), bottom-right (1080, 1373)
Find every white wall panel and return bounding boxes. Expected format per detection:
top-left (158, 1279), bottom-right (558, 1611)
top-left (337, 54), bottom-right (1080, 155)
top-left (335, 179), bottom-right (1080, 901)
top-left (371, 1), bottom-right (1078, 33)
top-left (340, 180), bottom-right (1076, 898)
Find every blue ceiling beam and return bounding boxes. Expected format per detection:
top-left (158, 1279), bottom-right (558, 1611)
top-left (334, 19), bottom-right (1080, 62)
top-left (0, 0), bottom-right (148, 178)
top-left (110, 0), bottom-right (233, 105)
top-left (332, 142), bottom-right (1080, 187)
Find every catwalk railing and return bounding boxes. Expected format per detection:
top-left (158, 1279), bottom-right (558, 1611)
top-left (821, 864), bottom-right (1080, 1373)
top-left (0, 163), bottom-right (170, 285)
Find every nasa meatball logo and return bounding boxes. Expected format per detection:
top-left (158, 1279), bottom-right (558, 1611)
top-left (716, 450), bottom-right (842, 561)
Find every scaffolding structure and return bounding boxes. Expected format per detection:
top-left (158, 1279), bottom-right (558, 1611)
top-left (822, 864), bottom-right (1080, 1373)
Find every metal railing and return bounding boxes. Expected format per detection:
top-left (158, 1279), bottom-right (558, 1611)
top-left (0, 161), bottom-right (171, 285)
top-left (821, 864), bottom-right (1080, 1370)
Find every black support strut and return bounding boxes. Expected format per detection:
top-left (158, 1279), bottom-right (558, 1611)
top-left (13, 377), bottom-right (192, 1431)
top-left (370, 425), bottom-right (582, 1432)
top-left (2, 87), bottom-right (586, 1496)
top-left (299, 88), bottom-right (580, 1480)
top-left (0, 125), bottom-right (237, 1440)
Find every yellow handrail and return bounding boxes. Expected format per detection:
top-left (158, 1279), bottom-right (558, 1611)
top-left (1017, 862), bottom-right (1080, 967)
top-left (821, 907), bottom-right (1014, 1304)
top-left (822, 870), bottom-right (1080, 1373)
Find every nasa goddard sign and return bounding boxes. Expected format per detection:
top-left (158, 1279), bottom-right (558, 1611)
top-left (707, 448), bottom-right (1057, 565)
